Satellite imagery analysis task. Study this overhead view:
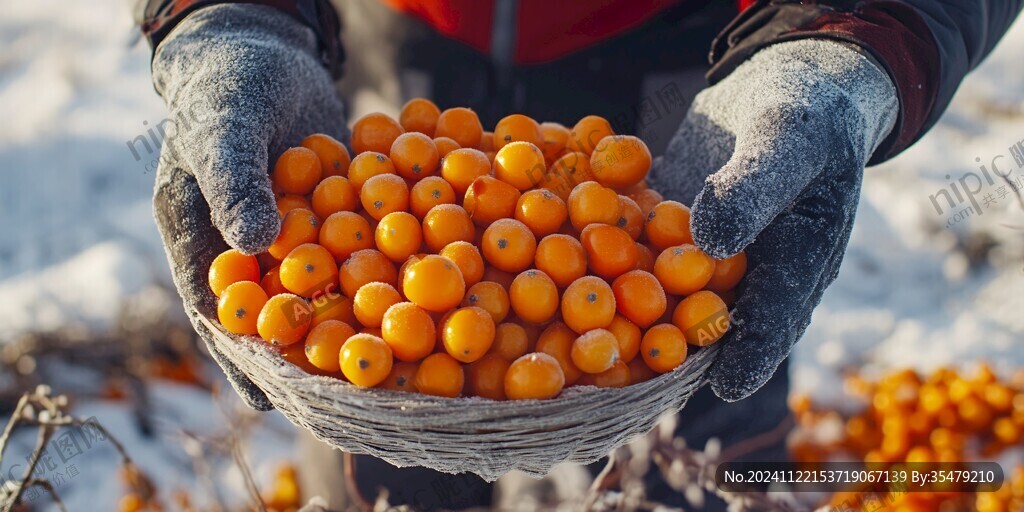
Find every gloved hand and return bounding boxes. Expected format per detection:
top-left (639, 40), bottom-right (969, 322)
top-left (651, 39), bottom-right (898, 401)
top-left (152, 4), bottom-right (347, 410)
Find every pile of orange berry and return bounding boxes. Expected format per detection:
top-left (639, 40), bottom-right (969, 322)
top-left (207, 99), bottom-right (745, 401)
top-left (789, 364), bottom-right (1024, 511)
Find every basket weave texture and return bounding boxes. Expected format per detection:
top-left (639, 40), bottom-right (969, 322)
top-left (200, 315), bottom-right (718, 481)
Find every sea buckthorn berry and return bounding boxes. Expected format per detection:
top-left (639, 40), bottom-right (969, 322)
top-left (561, 276), bottom-right (616, 334)
top-left (422, 204), bottom-right (476, 252)
top-left (279, 243), bottom-right (339, 298)
top-left (540, 121), bottom-right (570, 163)
top-left (629, 188), bottom-right (664, 217)
top-left (509, 270), bottom-right (559, 324)
top-left (442, 306), bottom-right (496, 363)
top-left (273, 146), bottom-right (322, 195)
top-left (489, 323), bottom-right (529, 361)
top-left (217, 281), bottom-right (269, 335)
top-left (571, 329), bottom-right (620, 374)
top-left (360, 174), bottom-right (410, 221)
top-left (481, 219), bottom-right (537, 273)
top-left (579, 361), bottom-right (630, 389)
top-left (403, 254), bottom-right (466, 312)
top-left (641, 324), bottom-right (687, 374)
top-left (634, 243), bottom-right (656, 273)
top-left (494, 141), bottom-right (546, 191)
top-left (390, 131), bottom-right (440, 180)
top-left (566, 115), bottom-right (614, 155)
top-left (257, 293), bottom-right (313, 346)
top-left (415, 353), bottom-right (464, 397)
top-left (280, 339), bottom-right (330, 375)
top-left (351, 113), bottom-right (404, 155)
top-left (348, 152), bottom-right (397, 192)
top-left (311, 176), bottom-right (358, 218)
top-left (381, 302), bottom-right (436, 362)
top-left (534, 234), bottom-right (587, 288)
top-left (310, 294), bottom-right (358, 328)
top-left (433, 136), bottom-right (460, 157)
top-left (439, 241), bottom-right (485, 288)
top-left (361, 327), bottom-right (383, 337)
top-left (653, 244), bottom-right (716, 295)
top-left (568, 181), bottom-right (622, 231)
top-left (209, 249), bottom-right (260, 297)
top-left (535, 322), bottom-right (582, 385)
top-left (339, 249), bottom-right (398, 298)
top-left (379, 361), bottom-right (420, 392)
top-left (617, 196), bottom-right (644, 240)
top-left (606, 314), bottom-right (641, 363)
top-left (399, 98), bottom-right (441, 136)
top-left (435, 107), bottom-right (483, 149)
top-left (481, 267), bottom-right (516, 291)
top-left (479, 131), bottom-right (496, 153)
top-left (268, 208), bottom-right (319, 260)
top-left (277, 194), bottom-right (312, 217)
top-left (461, 281), bottom-right (510, 324)
top-left (374, 212), bottom-right (423, 262)
top-left (580, 224), bottom-right (638, 280)
top-left (301, 133), bottom-right (350, 178)
top-left (611, 270), bottom-right (667, 328)
top-left (645, 201), bottom-right (694, 250)
top-left (319, 211), bottom-right (374, 262)
top-left (515, 189), bottom-right (568, 238)
top-left (505, 353), bottom-right (565, 400)
top-left (705, 252), bottom-right (748, 293)
top-left (590, 135), bottom-right (651, 190)
top-left (353, 282), bottom-right (403, 328)
top-left (673, 290), bottom-right (730, 346)
top-left (339, 333), bottom-right (393, 387)
top-left (304, 320), bottom-right (355, 372)
top-left (543, 152), bottom-right (597, 201)
top-left (409, 176), bottom-right (456, 219)
top-left (628, 357), bottom-right (657, 384)
top-left (466, 354), bottom-right (510, 400)
top-left (260, 266), bottom-right (288, 297)
top-left (440, 148), bottom-right (490, 196)
top-left (464, 176), bottom-right (521, 226)
top-left (493, 114), bottom-right (543, 150)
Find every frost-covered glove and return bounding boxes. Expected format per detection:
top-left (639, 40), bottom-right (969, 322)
top-left (652, 39), bottom-right (898, 402)
top-left (151, 4), bottom-right (347, 410)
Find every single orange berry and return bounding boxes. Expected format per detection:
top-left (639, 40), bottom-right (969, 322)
top-left (561, 276), bottom-right (616, 334)
top-left (673, 290), bottom-right (730, 346)
top-left (611, 270), bottom-right (667, 328)
top-left (339, 249), bottom-right (398, 298)
top-left (378, 361), bottom-right (419, 392)
top-left (301, 133), bottom-right (350, 178)
top-left (440, 148), bottom-right (490, 196)
top-left (409, 176), bottom-right (456, 219)
top-left (402, 254), bottom-right (466, 312)
top-left (505, 353), bottom-right (565, 400)
top-left (381, 302), bottom-right (435, 362)
top-left (514, 189), bottom-right (568, 238)
top-left (542, 152), bottom-right (597, 201)
top-left (277, 194), bottom-right (312, 217)
top-left (390, 131), bottom-right (440, 180)
top-left (534, 234), bottom-right (587, 288)
top-left (352, 282), bottom-right (402, 328)
top-left (641, 324), bottom-right (687, 374)
top-left (280, 337), bottom-right (330, 376)
top-left (464, 176), bottom-right (521, 227)
top-left (493, 114), bottom-right (543, 151)
top-left (415, 353), bottom-right (464, 397)
top-left (268, 208), bottom-right (319, 260)
top-left (434, 107), bottom-right (483, 149)
top-left (461, 281), bottom-right (510, 324)
top-left (279, 243), bottom-right (339, 298)
top-left (645, 201), bottom-right (694, 250)
top-left (568, 181), bottom-right (621, 231)
top-left (481, 266), bottom-right (516, 291)
top-left (653, 244), bottom-right (715, 295)
top-left (579, 361), bottom-right (631, 388)
top-left (209, 249), bottom-right (260, 297)
top-left (433, 136), bottom-right (461, 157)
top-left (304, 320), bottom-right (355, 372)
top-left (339, 333), bottom-right (393, 386)
top-left (351, 113), bottom-right (404, 155)
top-left (257, 293), bottom-right (313, 346)
top-left (374, 211), bottom-right (423, 262)
top-left (360, 174), bottom-right (409, 221)
top-left (311, 176), bottom-right (358, 219)
top-left (580, 224), bottom-right (638, 280)
top-left (217, 281), bottom-right (269, 335)
top-left (347, 152), bottom-right (397, 192)
top-left (571, 328), bottom-right (620, 374)
top-left (489, 322), bottom-right (529, 361)
top-left (319, 211), bottom-right (373, 262)
top-left (399, 98), bottom-right (441, 136)
top-left (509, 269), bottom-right (559, 324)
top-left (606, 314), bottom-right (641, 363)
top-left (705, 252), bottom-right (747, 293)
top-left (628, 357), bottom-right (658, 384)
top-left (260, 265), bottom-right (289, 297)
top-left (539, 121), bottom-right (570, 163)
top-left (439, 241), bottom-right (485, 288)
top-left (634, 243), bottom-right (656, 273)
top-left (273, 147), bottom-right (322, 195)
top-left (629, 188), bottom-right (664, 217)
top-left (481, 218), bottom-right (537, 273)
top-left (494, 141), bottom-right (546, 191)
top-left (422, 204), bottom-right (476, 252)
top-left (535, 322), bottom-right (582, 385)
top-left (466, 354), bottom-right (510, 400)
top-left (479, 131), bottom-right (496, 153)
top-left (310, 294), bottom-right (358, 329)
top-left (442, 306), bottom-right (496, 363)
top-left (566, 115), bottom-right (614, 155)
top-left (616, 195), bottom-right (644, 240)
top-left (590, 135), bottom-right (651, 190)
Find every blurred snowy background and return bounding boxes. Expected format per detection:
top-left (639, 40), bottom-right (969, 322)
top-left (0, 0), bottom-right (1021, 509)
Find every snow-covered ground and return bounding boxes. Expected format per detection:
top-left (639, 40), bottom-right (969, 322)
top-left (1, 0), bottom-right (1022, 508)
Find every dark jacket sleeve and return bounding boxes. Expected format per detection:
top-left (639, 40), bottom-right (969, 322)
top-left (708, 0), bottom-right (1024, 164)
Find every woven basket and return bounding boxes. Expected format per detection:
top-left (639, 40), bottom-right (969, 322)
top-left (199, 315), bottom-right (719, 481)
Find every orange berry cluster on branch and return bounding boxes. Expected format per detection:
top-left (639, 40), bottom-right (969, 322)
top-left (209, 99), bottom-right (746, 401)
